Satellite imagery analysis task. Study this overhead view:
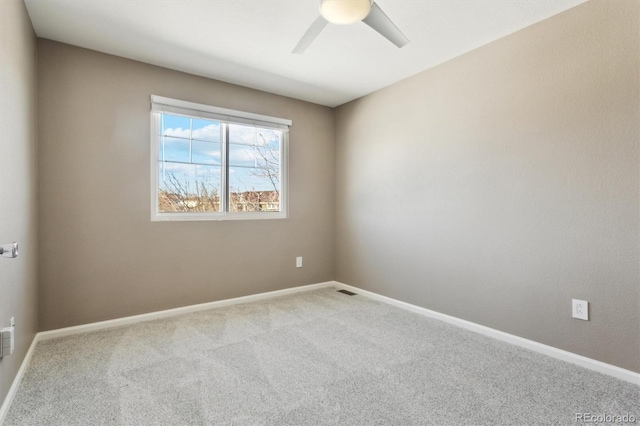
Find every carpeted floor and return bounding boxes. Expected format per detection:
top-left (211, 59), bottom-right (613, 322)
top-left (4, 288), bottom-right (639, 425)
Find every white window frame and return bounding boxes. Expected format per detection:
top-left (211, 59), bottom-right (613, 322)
top-left (150, 96), bottom-right (290, 221)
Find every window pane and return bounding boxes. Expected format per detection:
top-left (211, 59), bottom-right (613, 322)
top-left (229, 143), bottom-right (258, 167)
top-left (229, 124), bottom-right (281, 147)
top-left (257, 128), bottom-right (281, 148)
top-left (254, 145), bottom-right (280, 170)
top-left (192, 119), bottom-right (221, 142)
top-left (228, 167), bottom-right (280, 212)
top-left (162, 114), bottom-right (190, 138)
top-left (163, 137), bottom-right (190, 163)
top-left (228, 143), bottom-right (281, 169)
top-left (192, 141), bottom-right (221, 165)
top-left (229, 123), bottom-right (256, 145)
top-left (158, 162), bottom-right (221, 213)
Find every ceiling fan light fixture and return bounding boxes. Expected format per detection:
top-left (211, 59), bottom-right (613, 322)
top-left (320, 0), bottom-right (372, 25)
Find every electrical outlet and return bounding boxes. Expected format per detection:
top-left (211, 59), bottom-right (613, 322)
top-left (296, 257), bottom-right (302, 268)
top-left (572, 299), bottom-right (589, 321)
top-left (1, 326), bottom-right (14, 358)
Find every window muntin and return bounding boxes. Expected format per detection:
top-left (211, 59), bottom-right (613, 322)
top-left (151, 96), bottom-right (289, 221)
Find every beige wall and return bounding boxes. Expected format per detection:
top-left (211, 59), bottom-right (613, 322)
top-left (37, 40), bottom-right (335, 330)
top-left (335, 0), bottom-right (640, 372)
top-left (10, 0), bottom-right (638, 385)
top-left (0, 0), bottom-right (39, 407)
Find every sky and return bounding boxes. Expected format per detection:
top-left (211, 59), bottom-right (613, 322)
top-left (158, 114), bottom-right (281, 196)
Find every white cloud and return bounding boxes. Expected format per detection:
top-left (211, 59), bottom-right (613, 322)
top-left (163, 127), bottom-right (190, 138)
top-left (229, 146), bottom-right (256, 165)
top-left (163, 124), bottom-right (221, 142)
top-left (193, 124), bottom-right (220, 142)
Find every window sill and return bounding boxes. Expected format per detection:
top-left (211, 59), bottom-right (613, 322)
top-left (151, 211), bottom-right (287, 222)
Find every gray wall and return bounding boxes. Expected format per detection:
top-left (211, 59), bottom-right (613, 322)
top-left (38, 40), bottom-right (335, 330)
top-left (0, 0), bottom-right (39, 407)
top-left (335, 0), bottom-right (639, 372)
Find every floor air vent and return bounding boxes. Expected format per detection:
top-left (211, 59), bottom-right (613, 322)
top-left (337, 289), bottom-right (357, 296)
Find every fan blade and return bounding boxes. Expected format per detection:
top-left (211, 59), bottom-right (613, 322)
top-left (292, 16), bottom-right (328, 54)
top-left (362, 2), bottom-right (409, 48)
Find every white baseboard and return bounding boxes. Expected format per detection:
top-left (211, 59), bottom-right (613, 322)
top-left (38, 281), bottom-right (336, 341)
top-left (0, 335), bottom-right (38, 425)
top-left (333, 281), bottom-right (640, 386)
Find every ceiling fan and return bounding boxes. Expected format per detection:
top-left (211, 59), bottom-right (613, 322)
top-left (292, 0), bottom-right (410, 54)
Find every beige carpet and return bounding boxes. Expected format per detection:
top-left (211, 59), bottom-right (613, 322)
top-left (5, 288), bottom-right (639, 425)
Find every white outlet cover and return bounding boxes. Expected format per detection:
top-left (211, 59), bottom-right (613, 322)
top-left (1, 326), bottom-right (15, 356)
top-left (296, 257), bottom-right (302, 268)
top-left (572, 299), bottom-right (589, 321)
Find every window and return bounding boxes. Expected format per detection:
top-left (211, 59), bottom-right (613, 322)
top-left (150, 96), bottom-right (290, 221)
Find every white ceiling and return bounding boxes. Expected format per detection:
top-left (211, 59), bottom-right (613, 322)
top-left (24, 0), bottom-right (587, 107)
